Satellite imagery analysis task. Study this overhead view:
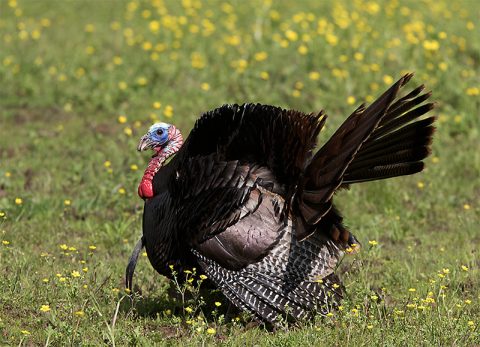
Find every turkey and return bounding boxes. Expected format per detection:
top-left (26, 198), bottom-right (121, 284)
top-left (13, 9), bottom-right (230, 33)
top-left (126, 73), bottom-right (435, 325)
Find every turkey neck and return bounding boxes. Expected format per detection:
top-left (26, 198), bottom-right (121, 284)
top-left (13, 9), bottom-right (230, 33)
top-left (138, 127), bottom-right (183, 199)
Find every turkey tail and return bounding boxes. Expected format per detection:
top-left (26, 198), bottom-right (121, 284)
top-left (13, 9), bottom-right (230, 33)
top-left (342, 88), bottom-right (435, 184)
top-left (295, 73), bottom-right (435, 240)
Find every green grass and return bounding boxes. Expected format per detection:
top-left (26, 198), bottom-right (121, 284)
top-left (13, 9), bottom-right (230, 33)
top-left (1, 0), bottom-right (479, 345)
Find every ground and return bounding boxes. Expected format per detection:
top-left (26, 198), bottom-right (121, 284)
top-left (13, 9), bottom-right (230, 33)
top-left (0, 0), bottom-right (479, 345)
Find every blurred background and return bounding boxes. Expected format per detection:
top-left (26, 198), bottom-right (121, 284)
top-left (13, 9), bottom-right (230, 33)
top-left (0, 0), bottom-right (479, 345)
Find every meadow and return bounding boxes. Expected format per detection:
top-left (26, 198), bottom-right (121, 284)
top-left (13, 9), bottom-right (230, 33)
top-left (0, 0), bottom-right (479, 345)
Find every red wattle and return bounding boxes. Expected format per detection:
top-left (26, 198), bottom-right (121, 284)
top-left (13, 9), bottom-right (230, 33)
top-left (138, 125), bottom-right (183, 199)
top-left (138, 155), bottom-right (163, 199)
top-left (138, 179), bottom-right (154, 199)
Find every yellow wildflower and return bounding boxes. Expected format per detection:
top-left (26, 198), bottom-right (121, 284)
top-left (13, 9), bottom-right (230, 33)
top-left (40, 305), bottom-right (51, 312)
top-left (164, 105), bottom-right (174, 118)
top-left (309, 71), bottom-right (320, 80)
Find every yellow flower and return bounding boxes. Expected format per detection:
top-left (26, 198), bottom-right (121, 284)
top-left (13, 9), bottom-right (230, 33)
top-left (325, 33), bottom-right (338, 46)
top-left (463, 204), bottom-right (471, 210)
top-left (408, 288), bottom-right (416, 292)
top-left (5, 172), bottom-right (11, 177)
top-left (113, 56), bottom-right (123, 65)
top-left (417, 181), bottom-right (425, 189)
top-left (124, 127), bottom-right (133, 136)
top-left (130, 164), bottom-right (138, 171)
top-left (136, 77), bottom-right (148, 86)
top-left (260, 71), bottom-right (269, 80)
top-left (309, 71), bottom-right (320, 81)
top-left (347, 96), bottom-right (356, 105)
top-left (423, 40), bottom-right (439, 51)
top-left (354, 52), bottom-right (364, 61)
top-left (74, 310), bottom-right (85, 317)
top-left (84, 24), bottom-right (95, 33)
top-left (461, 265), bottom-right (469, 271)
top-left (368, 240), bottom-right (378, 246)
top-left (466, 87), bottom-right (479, 96)
top-left (254, 51), bottom-right (268, 62)
top-left (153, 101), bottom-right (161, 109)
top-left (326, 312), bottom-right (333, 317)
top-left (64, 199), bottom-right (71, 206)
top-left (40, 305), bottom-right (51, 312)
top-left (118, 81), bottom-right (128, 90)
top-left (200, 83), bottom-right (210, 91)
top-left (163, 105), bottom-right (174, 118)
top-left (185, 307), bottom-right (193, 313)
top-left (383, 75), bottom-right (393, 85)
top-left (214, 302), bottom-right (221, 307)
top-left (85, 46), bottom-right (95, 55)
top-left (89, 245), bottom-right (97, 250)
top-left (285, 30), bottom-right (298, 41)
top-left (298, 45), bottom-right (308, 55)
top-left (199, 274), bottom-right (207, 280)
top-left (118, 188), bottom-right (126, 195)
top-left (206, 328), bottom-right (216, 335)
top-left (149, 20), bottom-right (160, 32)
top-left (467, 321), bottom-right (475, 327)
top-left (15, 198), bottom-right (23, 205)
top-left (118, 115), bottom-right (127, 124)
top-left (82, 267), bottom-right (88, 273)
top-left (71, 270), bottom-right (81, 278)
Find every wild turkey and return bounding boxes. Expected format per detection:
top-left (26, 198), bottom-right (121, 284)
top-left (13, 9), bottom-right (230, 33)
top-left (126, 73), bottom-right (435, 325)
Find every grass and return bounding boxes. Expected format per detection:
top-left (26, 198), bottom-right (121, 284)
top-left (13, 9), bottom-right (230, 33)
top-left (0, 0), bottom-right (479, 345)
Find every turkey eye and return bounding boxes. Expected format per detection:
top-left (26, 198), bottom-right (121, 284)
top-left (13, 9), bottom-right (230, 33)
top-left (156, 129), bottom-right (164, 136)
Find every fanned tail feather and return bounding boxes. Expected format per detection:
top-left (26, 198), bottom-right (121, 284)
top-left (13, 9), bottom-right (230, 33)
top-left (295, 73), bottom-right (435, 240)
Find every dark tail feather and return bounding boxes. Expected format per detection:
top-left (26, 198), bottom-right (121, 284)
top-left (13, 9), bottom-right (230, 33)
top-left (342, 93), bottom-right (435, 185)
top-left (295, 74), bottom-right (424, 239)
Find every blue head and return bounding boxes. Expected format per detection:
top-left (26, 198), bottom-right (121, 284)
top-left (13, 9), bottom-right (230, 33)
top-left (137, 122), bottom-right (171, 152)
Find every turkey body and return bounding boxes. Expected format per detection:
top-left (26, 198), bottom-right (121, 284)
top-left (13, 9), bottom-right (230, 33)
top-left (127, 74), bottom-right (435, 325)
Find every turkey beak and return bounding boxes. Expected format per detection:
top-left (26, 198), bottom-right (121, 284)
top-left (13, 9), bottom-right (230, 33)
top-left (137, 134), bottom-right (153, 151)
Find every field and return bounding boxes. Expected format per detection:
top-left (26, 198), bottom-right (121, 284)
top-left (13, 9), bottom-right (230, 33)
top-left (0, 0), bottom-right (479, 345)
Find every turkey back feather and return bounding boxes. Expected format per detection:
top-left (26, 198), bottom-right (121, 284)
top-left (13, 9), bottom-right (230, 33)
top-left (176, 104), bottom-right (326, 200)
